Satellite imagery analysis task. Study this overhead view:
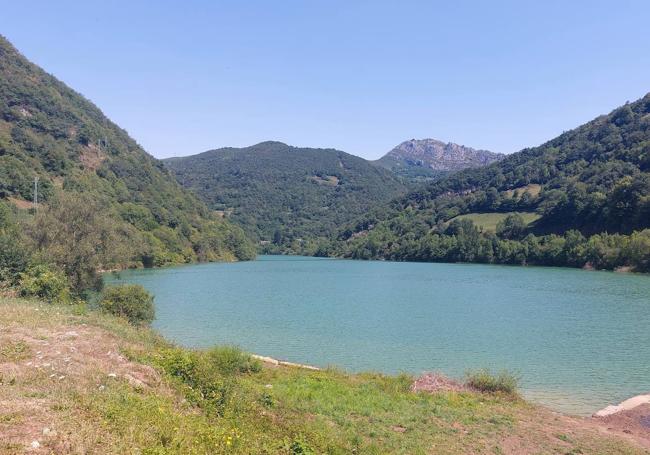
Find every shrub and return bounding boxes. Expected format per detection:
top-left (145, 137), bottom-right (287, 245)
top-left (0, 234), bottom-right (29, 285)
top-left (0, 202), bottom-right (30, 285)
top-left (156, 348), bottom-right (198, 383)
top-left (206, 346), bottom-right (261, 376)
top-left (465, 369), bottom-right (518, 395)
top-left (289, 440), bottom-right (315, 455)
top-left (99, 284), bottom-right (155, 325)
top-left (19, 264), bottom-right (70, 304)
top-left (155, 348), bottom-right (238, 417)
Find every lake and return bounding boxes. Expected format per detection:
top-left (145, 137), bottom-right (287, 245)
top-left (105, 255), bottom-right (650, 415)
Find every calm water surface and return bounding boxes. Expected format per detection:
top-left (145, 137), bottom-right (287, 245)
top-left (105, 255), bottom-right (650, 415)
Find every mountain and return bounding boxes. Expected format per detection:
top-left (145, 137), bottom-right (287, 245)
top-left (374, 139), bottom-right (504, 181)
top-left (0, 35), bottom-right (255, 266)
top-left (333, 94), bottom-right (650, 271)
top-left (163, 141), bottom-right (408, 252)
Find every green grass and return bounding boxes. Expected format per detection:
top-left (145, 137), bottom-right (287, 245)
top-left (465, 369), bottom-right (519, 395)
top-left (504, 184), bottom-right (542, 198)
top-left (0, 297), bottom-right (646, 454)
top-left (451, 211), bottom-right (541, 233)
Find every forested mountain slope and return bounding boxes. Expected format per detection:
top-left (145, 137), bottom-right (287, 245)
top-left (0, 35), bottom-right (254, 268)
top-left (164, 141), bottom-right (408, 252)
top-left (333, 94), bottom-right (650, 270)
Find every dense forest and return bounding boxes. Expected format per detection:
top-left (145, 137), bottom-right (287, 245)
top-left (330, 94), bottom-right (650, 272)
top-left (0, 35), bottom-right (255, 295)
top-left (164, 141), bottom-right (407, 253)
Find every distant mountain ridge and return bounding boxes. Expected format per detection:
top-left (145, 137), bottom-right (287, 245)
top-left (163, 141), bottom-right (408, 253)
top-left (375, 138), bottom-right (504, 180)
top-left (332, 93), bottom-right (650, 270)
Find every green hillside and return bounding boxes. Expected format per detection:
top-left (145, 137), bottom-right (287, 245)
top-left (164, 141), bottom-right (408, 253)
top-left (332, 94), bottom-right (650, 271)
top-left (449, 212), bottom-right (541, 233)
top-left (0, 35), bottom-right (255, 272)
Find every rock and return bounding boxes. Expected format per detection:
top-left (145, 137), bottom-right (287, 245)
top-left (251, 355), bottom-right (279, 366)
top-left (594, 405), bottom-right (621, 417)
top-left (377, 139), bottom-right (504, 173)
top-left (124, 373), bottom-right (145, 389)
top-left (30, 440), bottom-right (40, 449)
top-left (594, 394), bottom-right (650, 417)
top-left (278, 360), bottom-right (320, 371)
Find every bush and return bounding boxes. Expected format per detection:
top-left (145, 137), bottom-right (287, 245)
top-left (155, 347), bottom-right (241, 417)
top-left (19, 264), bottom-right (70, 304)
top-left (207, 346), bottom-right (261, 376)
top-left (0, 234), bottom-right (29, 284)
top-left (465, 369), bottom-right (518, 394)
top-left (0, 202), bottom-right (30, 285)
top-left (99, 284), bottom-right (155, 325)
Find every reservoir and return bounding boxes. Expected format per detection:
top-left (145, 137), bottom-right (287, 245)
top-left (105, 255), bottom-right (650, 415)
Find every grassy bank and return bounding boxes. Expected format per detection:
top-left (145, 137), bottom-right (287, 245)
top-left (0, 297), bottom-right (647, 454)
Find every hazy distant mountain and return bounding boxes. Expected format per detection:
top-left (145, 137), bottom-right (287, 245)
top-left (163, 141), bottom-right (407, 251)
top-left (375, 139), bottom-right (504, 180)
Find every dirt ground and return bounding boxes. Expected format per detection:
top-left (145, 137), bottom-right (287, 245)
top-left (0, 315), bottom-right (160, 453)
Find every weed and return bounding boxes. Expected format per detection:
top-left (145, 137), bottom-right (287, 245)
top-left (0, 340), bottom-right (31, 362)
top-left (465, 369), bottom-right (518, 395)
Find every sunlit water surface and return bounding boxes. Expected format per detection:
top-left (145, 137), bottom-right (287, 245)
top-left (105, 255), bottom-right (650, 415)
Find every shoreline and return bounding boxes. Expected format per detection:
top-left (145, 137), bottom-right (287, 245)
top-left (253, 351), bottom-right (649, 421)
top-left (1, 298), bottom-right (648, 452)
top-left (595, 394), bottom-right (650, 417)
top-left (251, 354), bottom-right (321, 371)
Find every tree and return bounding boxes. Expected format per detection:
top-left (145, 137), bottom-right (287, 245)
top-left (496, 214), bottom-right (527, 240)
top-left (27, 193), bottom-right (131, 293)
top-left (0, 201), bottom-right (30, 284)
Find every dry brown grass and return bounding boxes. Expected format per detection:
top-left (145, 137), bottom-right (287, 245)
top-left (78, 143), bottom-right (106, 171)
top-left (0, 298), bottom-right (648, 454)
top-left (6, 198), bottom-right (33, 210)
top-left (0, 302), bottom-right (165, 453)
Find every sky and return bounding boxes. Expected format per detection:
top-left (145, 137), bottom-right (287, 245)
top-left (1, 0), bottom-right (649, 160)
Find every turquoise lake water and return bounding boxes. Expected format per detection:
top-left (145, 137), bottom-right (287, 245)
top-left (105, 255), bottom-right (650, 415)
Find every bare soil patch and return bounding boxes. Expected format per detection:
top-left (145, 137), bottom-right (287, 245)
top-left (0, 317), bottom-right (160, 453)
top-left (411, 372), bottom-right (468, 393)
top-left (79, 144), bottom-right (106, 171)
top-left (595, 404), bottom-right (650, 449)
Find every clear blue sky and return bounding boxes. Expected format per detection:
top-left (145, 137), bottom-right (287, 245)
top-left (2, 0), bottom-right (649, 159)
